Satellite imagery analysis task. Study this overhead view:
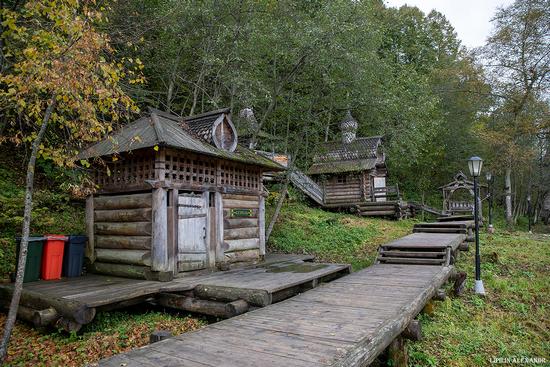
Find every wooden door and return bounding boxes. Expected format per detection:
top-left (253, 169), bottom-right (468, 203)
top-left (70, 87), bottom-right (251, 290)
top-left (373, 176), bottom-right (386, 202)
top-left (178, 193), bottom-right (209, 271)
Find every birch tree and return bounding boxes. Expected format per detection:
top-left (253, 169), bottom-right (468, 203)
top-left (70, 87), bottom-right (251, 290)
top-left (0, 1), bottom-right (137, 360)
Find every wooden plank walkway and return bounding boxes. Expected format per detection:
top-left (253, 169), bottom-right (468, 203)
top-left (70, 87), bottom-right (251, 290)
top-left (99, 263), bottom-right (453, 367)
top-left (0, 255), bottom-right (349, 322)
top-left (381, 232), bottom-right (465, 251)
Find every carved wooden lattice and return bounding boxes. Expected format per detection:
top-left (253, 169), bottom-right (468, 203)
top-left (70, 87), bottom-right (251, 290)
top-left (94, 149), bottom-right (261, 192)
top-left (94, 152), bottom-right (155, 188)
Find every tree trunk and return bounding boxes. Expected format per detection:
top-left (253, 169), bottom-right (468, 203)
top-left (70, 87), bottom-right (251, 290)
top-left (0, 98), bottom-right (55, 362)
top-left (265, 178), bottom-right (289, 243)
top-left (505, 166), bottom-right (513, 226)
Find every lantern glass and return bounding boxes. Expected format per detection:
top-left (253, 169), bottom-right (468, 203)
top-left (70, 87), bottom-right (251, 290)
top-left (486, 172), bottom-right (492, 181)
top-left (468, 156), bottom-right (483, 177)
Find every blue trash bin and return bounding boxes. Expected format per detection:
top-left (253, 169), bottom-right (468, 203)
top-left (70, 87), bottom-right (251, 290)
top-left (62, 235), bottom-right (87, 277)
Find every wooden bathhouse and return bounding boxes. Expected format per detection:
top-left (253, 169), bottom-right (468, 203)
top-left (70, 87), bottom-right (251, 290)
top-left (77, 108), bottom-right (283, 281)
top-left (306, 112), bottom-right (400, 215)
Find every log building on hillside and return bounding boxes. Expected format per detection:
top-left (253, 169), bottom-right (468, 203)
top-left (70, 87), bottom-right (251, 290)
top-left (78, 108), bottom-right (283, 281)
top-left (307, 111), bottom-right (400, 211)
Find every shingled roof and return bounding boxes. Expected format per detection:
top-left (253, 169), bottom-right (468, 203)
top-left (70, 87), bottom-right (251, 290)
top-left (76, 109), bottom-right (283, 170)
top-left (308, 136), bottom-right (384, 175)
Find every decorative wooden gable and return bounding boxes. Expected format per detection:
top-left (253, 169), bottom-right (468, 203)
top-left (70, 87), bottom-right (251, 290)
top-left (185, 108), bottom-right (238, 153)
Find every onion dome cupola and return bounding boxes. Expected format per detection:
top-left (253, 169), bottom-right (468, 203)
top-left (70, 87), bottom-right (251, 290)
top-left (340, 110), bottom-right (358, 144)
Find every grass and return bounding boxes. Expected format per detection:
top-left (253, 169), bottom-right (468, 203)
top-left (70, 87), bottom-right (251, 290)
top-left (409, 231), bottom-right (550, 366)
top-left (267, 200), bottom-right (412, 270)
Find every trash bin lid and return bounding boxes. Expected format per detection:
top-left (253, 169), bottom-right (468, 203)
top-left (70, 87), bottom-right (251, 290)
top-left (44, 234), bottom-right (68, 241)
top-left (15, 236), bottom-right (45, 242)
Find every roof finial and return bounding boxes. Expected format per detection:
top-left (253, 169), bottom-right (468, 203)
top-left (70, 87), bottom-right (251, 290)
top-left (340, 110), bottom-right (358, 144)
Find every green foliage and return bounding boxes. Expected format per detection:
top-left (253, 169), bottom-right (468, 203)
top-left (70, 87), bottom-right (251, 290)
top-left (0, 162), bottom-right (84, 279)
top-left (267, 201), bottom-right (412, 269)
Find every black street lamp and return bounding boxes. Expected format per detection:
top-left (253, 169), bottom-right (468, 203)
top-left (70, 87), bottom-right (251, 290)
top-left (468, 156), bottom-right (485, 296)
top-left (486, 171), bottom-right (494, 234)
top-left (527, 194), bottom-right (532, 234)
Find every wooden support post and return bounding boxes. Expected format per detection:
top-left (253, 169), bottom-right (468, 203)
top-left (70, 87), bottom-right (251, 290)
top-left (258, 195), bottom-right (266, 257)
top-left (387, 336), bottom-right (408, 367)
top-left (150, 330), bottom-right (172, 344)
top-left (453, 271), bottom-right (467, 296)
top-left (214, 192), bottom-right (224, 265)
top-left (434, 288), bottom-right (446, 301)
top-left (166, 189), bottom-right (178, 275)
top-left (85, 195), bottom-right (95, 263)
top-left (202, 191), bottom-right (213, 269)
top-left (402, 320), bottom-right (422, 341)
top-left (152, 187), bottom-right (168, 272)
top-left (55, 317), bottom-right (82, 333)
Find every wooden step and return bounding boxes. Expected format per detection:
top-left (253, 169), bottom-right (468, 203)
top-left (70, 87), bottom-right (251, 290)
top-left (413, 228), bottom-right (467, 234)
top-left (414, 222), bottom-right (468, 228)
top-left (378, 257), bottom-right (445, 265)
top-left (379, 250), bottom-right (446, 258)
top-left (360, 210), bottom-right (396, 216)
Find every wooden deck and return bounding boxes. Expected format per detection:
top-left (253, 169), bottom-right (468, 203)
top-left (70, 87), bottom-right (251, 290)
top-left (99, 264), bottom-right (453, 367)
top-left (0, 255), bottom-right (350, 327)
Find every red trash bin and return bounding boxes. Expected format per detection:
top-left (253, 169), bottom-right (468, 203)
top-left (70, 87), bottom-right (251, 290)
top-left (42, 235), bottom-right (67, 280)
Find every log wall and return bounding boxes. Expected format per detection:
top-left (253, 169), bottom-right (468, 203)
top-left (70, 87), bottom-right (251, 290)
top-left (222, 193), bottom-right (261, 263)
top-left (324, 174), bottom-right (363, 205)
top-left (92, 192), bottom-right (153, 276)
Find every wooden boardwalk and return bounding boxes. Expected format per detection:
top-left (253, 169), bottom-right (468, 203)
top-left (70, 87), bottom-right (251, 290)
top-left (100, 264), bottom-right (452, 367)
top-left (0, 255), bottom-right (349, 328)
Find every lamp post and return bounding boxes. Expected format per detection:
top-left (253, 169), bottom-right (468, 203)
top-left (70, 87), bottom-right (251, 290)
top-left (527, 194), bottom-right (532, 234)
top-left (468, 156), bottom-right (485, 296)
top-left (486, 172), bottom-right (494, 234)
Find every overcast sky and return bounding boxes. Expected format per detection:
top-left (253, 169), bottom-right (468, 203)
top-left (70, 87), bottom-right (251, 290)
top-left (384, 0), bottom-right (515, 49)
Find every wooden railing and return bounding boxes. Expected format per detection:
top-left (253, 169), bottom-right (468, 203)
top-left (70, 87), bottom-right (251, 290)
top-left (372, 185), bottom-right (400, 202)
top-left (289, 169), bottom-right (324, 205)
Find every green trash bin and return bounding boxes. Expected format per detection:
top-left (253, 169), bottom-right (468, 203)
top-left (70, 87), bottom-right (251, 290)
top-left (15, 236), bottom-right (45, 283)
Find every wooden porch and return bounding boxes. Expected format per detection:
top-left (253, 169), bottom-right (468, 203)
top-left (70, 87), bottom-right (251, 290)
top-left (0, 254), bottom-right (350, 331)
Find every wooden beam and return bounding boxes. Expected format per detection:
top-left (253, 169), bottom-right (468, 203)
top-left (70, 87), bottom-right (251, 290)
top-left (95, 235), bottom-right (151, 250)
top-left (94, 208), bottom-right (152, 222)
top-left (0, 286), bottom-right (95, 325)
top-left (94, 193), bottom-right (152, 210)
top-left (259, 195), bottom-right (266, 257)
top-left (158, 293), bottom-right (249, 318)
top-left (214, 192), bottom-right (224, 264)
top-left (95, 222), bottom-right (152, 236)
top-left (194, 284), bottom-right (272, 307)
top-left (85, 195), bottom-right (95, 263)
top-left (151, 187), bottom-right (168, 272)
top-left (90, 262), bottom-right (147, 280)
top-left (95, 249), bottom-right (151, 266)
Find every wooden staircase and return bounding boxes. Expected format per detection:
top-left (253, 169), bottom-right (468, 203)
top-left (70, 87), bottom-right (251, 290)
top-left (289, 169), bottom-right (324, 205)
top-left (413, 220), bottom-right (475, 242)
top-left (376, 247), bottom-right (451, 266)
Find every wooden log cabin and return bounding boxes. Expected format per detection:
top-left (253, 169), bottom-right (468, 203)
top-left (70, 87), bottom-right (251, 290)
top-left (77, 108), bottom-right (283, 281)
top-left (307, 111), bottom-right (394, 208)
